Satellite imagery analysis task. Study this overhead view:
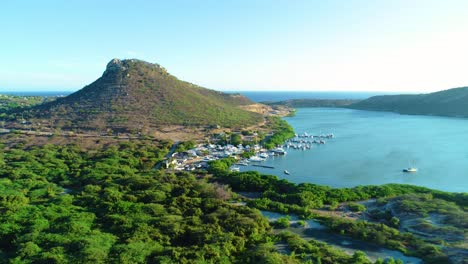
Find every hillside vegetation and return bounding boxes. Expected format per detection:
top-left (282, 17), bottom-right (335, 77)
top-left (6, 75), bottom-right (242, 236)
top-left (14, 59), bottom-right (262, 133)
top-left (349, 87), bottom-right (468, 118)
top-left (0, 94), bottom-right (56, 119)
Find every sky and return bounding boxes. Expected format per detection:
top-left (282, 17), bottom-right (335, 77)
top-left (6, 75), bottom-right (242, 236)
top-left (1, 0), bottom-right (468, 93)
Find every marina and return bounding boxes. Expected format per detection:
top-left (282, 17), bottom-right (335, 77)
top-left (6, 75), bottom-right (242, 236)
top-left (284, 132), bottom-right (334, 150)
top-left (167, 131), bottom-right (334, 173)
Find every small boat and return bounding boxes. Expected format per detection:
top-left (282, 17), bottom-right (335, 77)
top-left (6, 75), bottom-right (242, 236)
top-left (284, 170), bottom-right (290, 175)
top-left (272, 147), bottom-right (287, 155)
top-left (403, 168), bottom-right (418, 173)
top-left (249, 156), bottom-right (265, 162)
top-left (236, 161), bottom-right (249, 166)
top-left (230, 166), bottom-right (240, 172)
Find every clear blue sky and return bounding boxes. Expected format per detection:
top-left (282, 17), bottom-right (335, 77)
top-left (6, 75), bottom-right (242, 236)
top-left (1, 0), bottom-right (468, 92)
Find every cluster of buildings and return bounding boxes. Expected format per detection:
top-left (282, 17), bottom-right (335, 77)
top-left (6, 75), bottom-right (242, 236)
top-left (164, 143), bottom-right (263, 171)
top-left (162, 131), bottom-right (334, 172)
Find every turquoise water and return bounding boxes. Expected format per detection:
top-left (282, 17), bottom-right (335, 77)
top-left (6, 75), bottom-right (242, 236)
top-left (242, 108), bottom-right (468, 192)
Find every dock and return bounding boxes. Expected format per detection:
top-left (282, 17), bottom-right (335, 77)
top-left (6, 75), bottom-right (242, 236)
top-left (252, 164), bottom-right (275, 169)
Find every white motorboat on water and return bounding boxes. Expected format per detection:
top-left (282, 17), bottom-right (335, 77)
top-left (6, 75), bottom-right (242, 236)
top-left (236, 161), bottom-right (249, 166)
top-left (230, 166), bottom-right (241, 172)
top-left (403, 168), bottom-right (418, 173)
top-left (272, 147), bottom-right (287, 155)
top-left (284, 170), bottom-right (290, 175)
top-left (249, 156), bottom-right (265, 162)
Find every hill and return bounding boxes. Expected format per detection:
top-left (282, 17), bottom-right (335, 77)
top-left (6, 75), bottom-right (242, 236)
top-left (350, 86), bottom-right (468, 118)
top-left (264, 99), bottom-right (360, 108)
top-left (16, 59), bottom-right (263, 133)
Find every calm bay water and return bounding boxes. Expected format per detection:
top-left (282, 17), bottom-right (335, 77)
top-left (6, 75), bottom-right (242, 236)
top-left (242, 108), bottom-right (468, 192)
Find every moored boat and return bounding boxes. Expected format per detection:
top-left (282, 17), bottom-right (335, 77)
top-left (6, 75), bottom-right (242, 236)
top-left (272, 147), bottom-right (287, 155)
top-left (403, 168), bottom-right (418, 173)
top-left (249, 156), bottom-right (265, 162)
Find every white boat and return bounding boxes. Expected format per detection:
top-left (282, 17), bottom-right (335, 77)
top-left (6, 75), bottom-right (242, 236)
top-left (249, 156), bottom-right (265, 162)
top-left (230, 166), bottom-right (240, 172)
top-left (284, 170), bottom-right (290, 175)
top-left (236, 161), bottom-right (249, 166)
top-left (272, 147), bottom-right (287, 155)
top-left (259, 153), bottom-right (269, 159)
top-left (403, 168), bottom-right (418, 173)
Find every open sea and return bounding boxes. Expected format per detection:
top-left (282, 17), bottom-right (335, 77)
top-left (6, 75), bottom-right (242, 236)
top-left (241, 108), bottom-right (468, 193)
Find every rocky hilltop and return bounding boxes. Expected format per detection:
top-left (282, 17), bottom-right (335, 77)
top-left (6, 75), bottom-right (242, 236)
top-left (19, 59), bottom-right (263, 134)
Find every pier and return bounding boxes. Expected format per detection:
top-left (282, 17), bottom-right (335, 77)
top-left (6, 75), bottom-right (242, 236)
top-left (252, 164), bottom-right (275, 169)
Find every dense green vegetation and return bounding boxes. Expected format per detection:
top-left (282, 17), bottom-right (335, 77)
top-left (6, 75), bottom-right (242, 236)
top-left (263, 117), bottom-right (295, 149)
top-left (0, 142), bottom-right (280, 263)
top-left (278, 232), bottom-right (373, 264)
top-left (348, 202), bottom-right (366, 212)
top-left (321, 217), bottom-right (448, 263)
top-left (15, 59), bottom-right (263, 133)
top-left (368, 193), bottom-right (467, 241)
top-left (273, 216), bottom-right (291, 229)
top-left (264, 99), bottom-right (360, 108)
top-left (379, 194), bottom-right (467, 224)
top-left (350, 86), bottom-right (468, 118)
top-left (175, 140), bottom-right (196, 152)
top-left (278, 231), bottom-right (411, 264)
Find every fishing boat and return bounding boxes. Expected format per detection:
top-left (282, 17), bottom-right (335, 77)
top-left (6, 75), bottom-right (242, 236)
top-left (284, 170), bottom-right (290, 175)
